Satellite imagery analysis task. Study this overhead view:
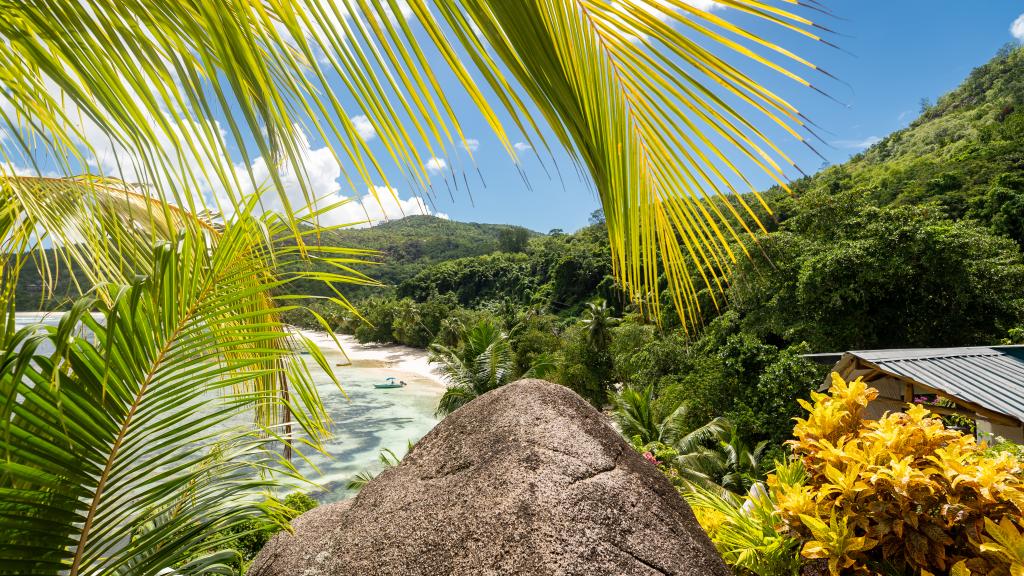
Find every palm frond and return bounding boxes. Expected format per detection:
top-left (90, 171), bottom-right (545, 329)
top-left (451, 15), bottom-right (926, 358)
top-left (347, 446), bottom-right (408, 491)
top-left (674, 415), bottom-right (731, 453)
top-left (427, 0), bottom-right (830, 327)
top-left (3, 0), bottom-right (825, 329)
top-left (656, 401), bottom-right (692, 445)
top-left (0, 1), bottom-right (508, 232)
top-left (1, 177), bottom-right (376, 432)
top-left (609, 384), bottom-right (660, 443)
top-left (435, 383), bottom-right (479, 416)
top-left (0, 228), bottom-right (319, 575)
top-left (522, 351), bottom-right (559, 380)
top-left (472, 333), bottom-right (514, 391)
top-left (684, 484), bottom-right (802, 576)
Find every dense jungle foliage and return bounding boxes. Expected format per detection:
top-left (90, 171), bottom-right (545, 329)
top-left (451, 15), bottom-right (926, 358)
top-left (283, 46), bottom-right (1024, 459)
top-left (20, 44), bottom-right (1024, 486)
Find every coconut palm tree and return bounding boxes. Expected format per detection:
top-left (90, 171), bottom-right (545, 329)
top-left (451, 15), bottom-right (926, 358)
top-left (391, 298), bottom-right (425, 344)
top-left (581, 300), bottom-right (620, 353)
top-left (610, 385), bottom-right (765, 495)
top-left (675, 420), bottom-right (770, 496)
top-left (611, 383), bottom-right (677, 445)
top-left (432, 319), bottom-right (516, 416)
top-left (1, 1), bottom-right (829, 572)
top-left (610, 383), bottom-right (726, 446)
top-left (432, 319), bottom-right (554, 415)
top-left (437, 316), bottom-right (467, 348)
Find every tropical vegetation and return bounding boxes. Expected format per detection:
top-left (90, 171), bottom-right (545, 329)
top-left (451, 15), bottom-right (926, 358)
top-left (431, 319), bottom-right (552, 416)
top-left (3, 0), bottom-right (1024, 573)
top-left (298, 44), bottom-right (1024, 458)
top-left (687, 374), bottom-right (1024, 576)
top-left (1, 0), bottom-right (833, 573)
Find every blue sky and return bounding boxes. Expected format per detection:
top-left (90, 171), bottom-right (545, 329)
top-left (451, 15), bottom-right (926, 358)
top-left (4, 2), bottom-right (1022, 234)
top-left (420, 1), bottom-right (1024, 233)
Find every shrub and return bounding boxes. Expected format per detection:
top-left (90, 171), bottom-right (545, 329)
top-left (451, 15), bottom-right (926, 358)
top-left (192, 491), bottom-right (320, 573)
top-left (686, 470), bottom-right (803, 576)
top-left (689, 374), bottom-right (1024, 576)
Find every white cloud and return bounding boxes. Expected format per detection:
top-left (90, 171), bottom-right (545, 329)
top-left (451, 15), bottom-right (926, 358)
top-left (0, 74), bottom-right (245, 209)
top-left (460, 138), bottom-right (480, 153)
top-left (0, 76), bottom-right (448, 233)
top-left (236, 130), bottom-right (447, 227)
top-left (238, 127), bottom-right (342, 209)
top-left (0, 162), bottom-right (35, 177)
top-left (606, 0), bottom-right (723, 43)
top-left (424, 156), bottom-right (447, 174)
top-left (350, 115), bottom-right (376, 142)
top-left (318, 186), bottom-right (447, 228)
top-left (833, 136), bottom-right (881, 150)
top-left (513, 142), bottom-right (532, 152)
top-left (1012, 13), bottom-right (1024, 41)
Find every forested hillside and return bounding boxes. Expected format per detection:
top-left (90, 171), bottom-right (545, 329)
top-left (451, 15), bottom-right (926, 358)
top-left (302, 45), bottom-right (1024, 465)
top-left (730, 42), bottom-right (1024, 351)
top-left (315, 215), bottom-right (538, 295)
top-left (18, 45), bottom-right (1024, 471)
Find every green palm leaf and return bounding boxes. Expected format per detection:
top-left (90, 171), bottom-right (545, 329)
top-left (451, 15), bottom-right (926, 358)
top-left (1, 233), bottom-right (276, 574)
top-left (431, 319), bottom-right (547, 416)
top-left (425, 0), bottom-right (831, 327)
top-left (2, 0), bottom-right (827, 327)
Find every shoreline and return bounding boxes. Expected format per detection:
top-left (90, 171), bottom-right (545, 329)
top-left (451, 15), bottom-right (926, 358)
top-left (295, 329), bottom-right (447, 393)
top-left (10, 313), bottom-right (448, 394)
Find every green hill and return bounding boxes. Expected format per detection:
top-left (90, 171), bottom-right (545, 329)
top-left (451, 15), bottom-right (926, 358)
top-left (772, 44), bottom-right (1024, 241)
top-left (721, 45), bottom-right (1024, 351)
top-left (303, 215), bottom-right (538, 299)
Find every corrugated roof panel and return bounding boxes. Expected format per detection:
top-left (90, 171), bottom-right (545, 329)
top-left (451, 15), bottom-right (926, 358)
top-left (846, 347), bottom-right (1024, 423)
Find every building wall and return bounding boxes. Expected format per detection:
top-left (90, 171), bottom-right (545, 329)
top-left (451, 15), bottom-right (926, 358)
top-left (977, 419), bottom-right (1024, 444)
top-left (866, 375), bottom-right (1024, 443)
top-left (866, 377), bottom-right (907, 419)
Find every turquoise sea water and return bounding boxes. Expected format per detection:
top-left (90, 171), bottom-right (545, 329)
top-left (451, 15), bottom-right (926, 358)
top-left (294, 360), bottom-right (442, 501)
top-left (13, 312), bottom-right (443, 502)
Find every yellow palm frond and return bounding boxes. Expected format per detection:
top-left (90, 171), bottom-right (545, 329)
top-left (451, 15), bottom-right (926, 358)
top-left (423, 0), bottom-right (830, 327)
top-left (2, 0), bottom-right (828, 328)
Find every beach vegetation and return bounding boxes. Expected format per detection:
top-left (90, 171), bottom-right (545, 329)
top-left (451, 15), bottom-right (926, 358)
top-left (686, 375), bottom-right (1024, 576)
top-left (432, 319), bottom-right (554, 416)
top-left (2, 1), bottom-right (1022, 573)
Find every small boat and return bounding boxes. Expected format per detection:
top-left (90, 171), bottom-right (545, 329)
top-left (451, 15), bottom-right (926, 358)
top-left (374, 376), bottom-right (407, 389)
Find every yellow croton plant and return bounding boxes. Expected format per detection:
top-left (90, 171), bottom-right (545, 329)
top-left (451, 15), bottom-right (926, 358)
top-left (766, 375), bottom-right (1024, 575)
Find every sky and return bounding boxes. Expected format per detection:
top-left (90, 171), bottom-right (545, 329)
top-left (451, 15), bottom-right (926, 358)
top-left (3, 2), bottom-right (1024, 234)
top-left (426, 1), bottom-right (1024, 232)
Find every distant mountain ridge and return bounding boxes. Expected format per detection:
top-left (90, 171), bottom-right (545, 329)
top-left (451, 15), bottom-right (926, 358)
top-left (16, 214), bottom-right (538, 309)
top-left (306, 215), bottom-right (539, 299)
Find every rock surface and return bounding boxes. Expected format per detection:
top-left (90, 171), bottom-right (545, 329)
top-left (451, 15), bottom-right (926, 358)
top-left (249, 499), bottom-right (352, 574)
top-left (249, 379), bottom-right (729, 576)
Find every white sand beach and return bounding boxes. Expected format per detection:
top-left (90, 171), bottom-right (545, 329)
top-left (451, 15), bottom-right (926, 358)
top-left (281, 329), bottom-right (447, 498)
top-left (295, 329), bottom-right (447, 393)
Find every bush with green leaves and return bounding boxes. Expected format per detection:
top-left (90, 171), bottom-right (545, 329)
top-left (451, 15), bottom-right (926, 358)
top-left (194, 492), bottom-right (320, 574)
top-left (730, 190), bottom-right (1024, 352)
top-left (612, 312), bottom-right (823, 449)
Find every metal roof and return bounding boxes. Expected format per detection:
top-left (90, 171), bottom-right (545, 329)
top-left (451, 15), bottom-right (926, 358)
top-left (844, 346), bottom-right (1024, 424)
